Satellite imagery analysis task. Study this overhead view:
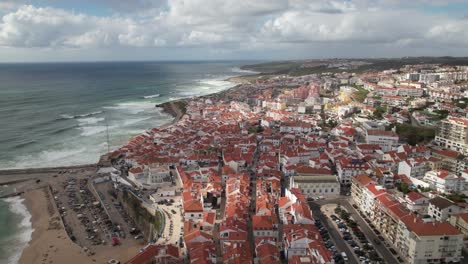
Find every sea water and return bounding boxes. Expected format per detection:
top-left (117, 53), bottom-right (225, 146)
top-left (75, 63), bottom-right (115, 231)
top-left (0, 61), bottom-right (256, 263)
top-left (0, 187), bottom-right (33, 264)
top-left (0, 61), bottom-right (255, 169)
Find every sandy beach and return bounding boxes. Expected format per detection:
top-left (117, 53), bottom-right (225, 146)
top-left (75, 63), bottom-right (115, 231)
top-left (19, 188), bottom-right (91, 264)
top-left (18, 187), bottom-right (142, 264)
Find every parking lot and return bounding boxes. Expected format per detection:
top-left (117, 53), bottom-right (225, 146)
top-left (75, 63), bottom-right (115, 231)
top-left (309, 202), bottom-right (358, 264)
top-left (313, 198), bottom-right (401, 264)
top-left (321, 204), bottom-right (382, 264)
top-left (51, 174), bottom-right (143, 255)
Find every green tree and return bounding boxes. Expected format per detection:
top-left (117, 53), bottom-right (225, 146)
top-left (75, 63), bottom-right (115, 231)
top-left (373, 106), bottom-right (387, 119)
top-left (397, 182), bottom-right (411, 194)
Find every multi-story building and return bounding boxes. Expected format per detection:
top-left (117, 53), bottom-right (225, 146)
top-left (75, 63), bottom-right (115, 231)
top-left (398, 158), bottom-right (432, 179)
top-left (351, 176), bottom-right (464, 264)
top-left (398, 216), bottom-right (464, 264)
top-left (423, 170), bottom-right (465, 194)
top-left (290, 174), bottom-right (340, 199)
top-left (366, 130), bottom-right (399, 152)
top-left (449, 213), bottom-right (468, 239)
top-left (433, 149), bottom-right (468, 176)
top-left (427, 196), bottom-right (465, 222)
top-left (435, 117), bottom-right (468, 155)
top-left (336, 158), bottom-right (370, 185)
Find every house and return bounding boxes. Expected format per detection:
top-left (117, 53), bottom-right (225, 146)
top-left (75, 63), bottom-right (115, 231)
top-left (397, 158), bottom-right (432, 179)
top-left (427, 196), bottom-right (464, 221)
top-left (283, 224), bottom-right (333, 263)
top-left (449, 213), bottom-right (468, 247)
top-left (252, 215), bottom-right (279, 238)
top-left (336, 158), bottom-right (370, 185)
top-left (365, 130), bottom-right (399, 152)
top-left (255, 239), bottom-right (280, 264)
top-left (402, 191), bottom-right (429, 212)
top-left (221, 241), bottom-right (253, 264)
top-left (124, 244), bottom-right (179, 264)
top-left (423, 170), bottom-right (465, 194)
top-left (183, 192), bottom-right (204, 220)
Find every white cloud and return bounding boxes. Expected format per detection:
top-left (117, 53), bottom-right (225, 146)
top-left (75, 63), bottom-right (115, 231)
top-left (0, 1), bottom-right (467, 60)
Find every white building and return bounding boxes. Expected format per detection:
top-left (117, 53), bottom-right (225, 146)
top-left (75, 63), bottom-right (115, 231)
top-left (423, 170), bottom-right (465, 194)
top-left (398, 158), bottom-right (432, 179)
top-left (148, 165), bottom-right (171, 185)
top-left (435, 117), bottom-right (468, 155)
top-left (365, 130), bottom-right (399, 152)
top-left (290, 174), bottom-right (340, 199)
top-left (427, 196), bottom-right (465, 222)
top-left (336, 158), bottom-right (370, 185)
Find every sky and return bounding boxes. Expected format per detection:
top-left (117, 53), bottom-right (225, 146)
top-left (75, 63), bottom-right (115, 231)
top-left (0, 0), bottom-right (467, 62)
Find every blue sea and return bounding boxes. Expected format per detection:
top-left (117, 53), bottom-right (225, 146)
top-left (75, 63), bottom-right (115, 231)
top-left (0, 61), bottom-right (256, 263)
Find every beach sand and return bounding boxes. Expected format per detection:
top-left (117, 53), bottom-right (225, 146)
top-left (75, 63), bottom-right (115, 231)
top-left (19, 188), bottom-right (91, 264)
top-left (19, 188), bottom-right (142, 264)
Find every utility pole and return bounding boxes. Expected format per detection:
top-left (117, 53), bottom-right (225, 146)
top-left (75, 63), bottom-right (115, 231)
top-left (106, 115), bottom-right (110, 154)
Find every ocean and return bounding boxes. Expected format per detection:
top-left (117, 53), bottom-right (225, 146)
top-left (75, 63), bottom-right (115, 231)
top-left (0, 61), bottom-right (255, 169)
top-left (0, 186), bottom-right (32, 264)
top-left (0, 61), bottom-right (255, 263)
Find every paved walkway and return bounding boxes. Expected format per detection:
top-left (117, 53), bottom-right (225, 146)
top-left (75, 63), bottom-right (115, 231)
top-left (157, 200), bottom-right (183, 247)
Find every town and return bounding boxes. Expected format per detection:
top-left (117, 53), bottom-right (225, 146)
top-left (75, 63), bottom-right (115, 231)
top-left (98, 61), bottom-right (467, 264)
top-left (7, 61), bottom-right (466, 264)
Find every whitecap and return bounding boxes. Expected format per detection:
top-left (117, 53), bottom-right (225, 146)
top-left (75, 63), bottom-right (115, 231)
top-left (79, 125), bottom-right (110, 136)
top-left (3, 196), bottom-right (33, 264)
top-left (77, 117), bottom-right (105, 125)
top-left (142, 94), bottom-right (160, 99)
top-left (103, 102), bottom-right (156, 115)
top-left (59, 114), bottom-right (74, 119)
top-left (75, 111), bottom-right (104, 118)
top-left (231, 67), bottom-right (259, 74)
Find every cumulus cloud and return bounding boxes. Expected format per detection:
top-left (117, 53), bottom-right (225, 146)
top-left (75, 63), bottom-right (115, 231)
top-left (0, 0), bottom-right (467, 58)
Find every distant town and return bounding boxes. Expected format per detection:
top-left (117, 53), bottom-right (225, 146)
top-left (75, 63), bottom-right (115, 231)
top-left (4, 59), bottom-right (468, 264)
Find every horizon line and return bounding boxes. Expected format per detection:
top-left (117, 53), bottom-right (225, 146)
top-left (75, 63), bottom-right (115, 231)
top-left (1, 56), bottom-right (468, 64)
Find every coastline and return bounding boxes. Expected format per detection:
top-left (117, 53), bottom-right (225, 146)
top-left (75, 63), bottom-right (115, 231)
top-left (6, 72), bottom-right (257, 263)
top-left (18, 187), bottom-right (142, 264)
top-left (18, 188), bottom-right (91, 264)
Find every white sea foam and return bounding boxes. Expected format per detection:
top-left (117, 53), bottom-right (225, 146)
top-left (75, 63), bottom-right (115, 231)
top-left (3, 196), bottom-right (33, 264)
top-left (142, 94), bottom-right (160, 99)
top-left (59, 114), bottom-right (74, 119)
top-left (75, 111), bottom-right (104, 118)
top-left (231, 67), bottom-right (259, 74)
top-left (3, 147), bottom-right (90, 169)
top-left (104, 102), bottom-right (156, 114)
top-left (79, 125), bottom-right (109, 136)
top-left (77, 117), bottom-right (105, 125)
top-left (60, 111), bottom-right (104, 120)
top-left (2, 72), bottom-right (237, 170)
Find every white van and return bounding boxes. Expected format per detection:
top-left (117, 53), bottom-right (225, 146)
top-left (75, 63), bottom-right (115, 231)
top-left (341, 252), bottom-right (348, 261)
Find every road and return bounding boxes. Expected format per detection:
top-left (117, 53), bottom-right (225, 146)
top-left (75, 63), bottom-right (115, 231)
top-left (314, 198), bottom-right (400, 263)
top-left (309, 202), bottom-right (358, 264)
